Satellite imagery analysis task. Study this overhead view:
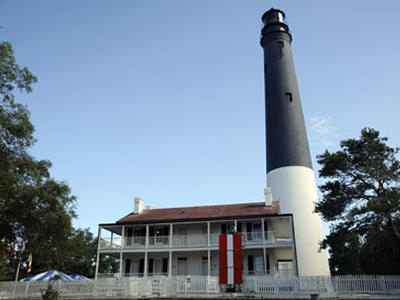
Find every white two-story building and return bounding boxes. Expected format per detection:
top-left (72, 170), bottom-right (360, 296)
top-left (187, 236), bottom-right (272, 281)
top-left (95, 197), bottom-right (297, 279)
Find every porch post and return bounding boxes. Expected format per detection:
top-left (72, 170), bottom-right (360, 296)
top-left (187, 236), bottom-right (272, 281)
top-left (269, 250), bottom-right (275, 276)
top-left (95, 226), bottom-right (102, 280)
top-left (207, 249), bottom-right (211, 276)
top-left (144, 225), bottom-right (149, 277)
top-left (168, 251), bottom-right (172, 277)
top-left (261, 218), bottom-right (265, 243)
top-left (263, 247), bottom-right (267, 276)
top-left (119, 252), bottom-right (123, 277)
top-left (145, 225), bottom-right (149, 249)
top-left (121, 225), bottom-right (125, 249)
top-left (207, 221), bottom-right (210, 247)
top-left (262, 218), bottom-right (267, 276)
top-left (120, 226), bottom-right (125, 277)
top-left (169, 223), bottom-right (173, 248)
top-left (144, 251), bottom-right (148, 277)
top-left (207, 249), bottom-right (211, 293)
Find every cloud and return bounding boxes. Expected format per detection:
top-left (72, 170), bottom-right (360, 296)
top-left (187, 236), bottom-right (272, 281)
top-left (308, 116), bottom-right (338, 148)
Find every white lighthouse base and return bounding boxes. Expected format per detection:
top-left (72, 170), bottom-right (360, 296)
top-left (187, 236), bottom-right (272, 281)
top-left (267, 166), bottom-right (331, 276)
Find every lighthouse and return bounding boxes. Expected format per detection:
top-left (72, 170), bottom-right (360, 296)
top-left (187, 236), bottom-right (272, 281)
top-left (260, 9), bottom-right (331, 276)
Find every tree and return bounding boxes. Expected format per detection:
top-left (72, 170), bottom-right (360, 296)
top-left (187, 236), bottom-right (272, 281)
top-left (316, 128), bottom-right (400, 275)
top-left (0, 41), bottom-right (79, 280)
top-left (59, 229), bottom-right (97, 278)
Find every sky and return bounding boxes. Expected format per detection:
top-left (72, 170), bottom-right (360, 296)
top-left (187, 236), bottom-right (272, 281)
top-left (1, 0), bottom-right (400, 235)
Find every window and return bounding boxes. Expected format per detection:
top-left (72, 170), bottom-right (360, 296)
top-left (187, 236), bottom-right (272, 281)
top-left (126, 228), bottom-right (133, 246)
top-left (202, 256), bottom-right (209, 275)
top-left (253, 223), bottom-right (262, 240)
top-left (255, 256), bottom-right (264, 274)
top-left (125, 259), bottom-right (131, 275)
top-left (285, 92), bottom-right (293, 102)
top-left (248, 255), bottom-right (254, 275)
top-left (221, 224), bottom-right (227, 234)
top-left (237, 222), bottom-right (242, 233)
top-left (202, 226), bottom-right (207, 235)
top-left (246, 223), bottom-right (253, 241)
top-left (139, 259), bottom-right (144, 276)
top-left (178, 257), bottom-right (188, 275)
top-left (278, 260), bottom-right (294, 277)
top-left (162, 258), bottom-right (168, 274)
top-left (148, 258), bottom-right (154, 275)
top-left (134, 229), bottom-right (145, 245)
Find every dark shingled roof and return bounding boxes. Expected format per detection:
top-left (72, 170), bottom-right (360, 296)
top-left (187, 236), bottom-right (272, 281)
top-left (117, 201), bottom-right (280, 224)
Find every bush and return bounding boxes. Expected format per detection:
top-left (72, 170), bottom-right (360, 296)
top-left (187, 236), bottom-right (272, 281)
top-left (41, 284), bottom-right (59, 300)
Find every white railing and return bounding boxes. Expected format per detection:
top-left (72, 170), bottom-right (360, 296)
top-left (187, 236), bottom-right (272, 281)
top-left (99, 231), bottom-right (293, 250)
top-left (96, 273), bottom-right (120, 279)
top-left (125, 236), bottom-right (146, 248)
top-left (1, 275), bottom-right (399, 298)
top-left (173, 234), bottom-right (208, 248)
top-left (210, 231), bottom-right (292, 246)
top-left (331, 275), bottom-right (400, 293)
top-left (99, 237), bottom-right (122, 249)
top-left (242, 231), bottom-right (292, 244)
top-left (149, 236), bottom-right (169, 247)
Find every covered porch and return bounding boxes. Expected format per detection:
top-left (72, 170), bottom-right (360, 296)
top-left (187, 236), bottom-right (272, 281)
top-left (96, 247), bottom-right (297, 278)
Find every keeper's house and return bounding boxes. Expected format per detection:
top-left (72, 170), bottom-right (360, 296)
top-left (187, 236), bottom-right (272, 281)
top-left (95, 196), bottom-right (297, 279)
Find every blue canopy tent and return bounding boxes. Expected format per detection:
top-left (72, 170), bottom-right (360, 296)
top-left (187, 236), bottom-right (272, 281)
top-left (22, 270), bottom-right (72, 281)
top-left (69, 274), bottom-right (91, 280)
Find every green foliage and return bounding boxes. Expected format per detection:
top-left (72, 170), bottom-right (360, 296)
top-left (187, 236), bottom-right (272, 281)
top-left (0, 42), bottom-right (37, 98)
top-left (59, 228), bottom-right (97, 277)
top-left (316, 128), bottom-right (400, 274)
top-left (0, 41), bottom-right (97, 280)
top-left (98, 254), bottom-right (120, 274)
top-left (41, 283), bottom-right (60, 300)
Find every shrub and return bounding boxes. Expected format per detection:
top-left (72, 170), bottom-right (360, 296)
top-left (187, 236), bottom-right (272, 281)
top-left (41, 284), bottom-right (59, 300)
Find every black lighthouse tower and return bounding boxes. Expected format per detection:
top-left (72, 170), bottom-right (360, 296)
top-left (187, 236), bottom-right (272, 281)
top-left (260, 9), bottom-right (330, 276)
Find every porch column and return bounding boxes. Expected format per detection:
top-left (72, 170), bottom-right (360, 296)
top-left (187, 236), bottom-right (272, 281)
top-left (169, 224), bottom-right (173, 248)
top-left (263, 247), bottom-right (267, 275)
top-left (261, 218), bottom-right (265, 243)
top-left (144, 251), bottom-right (148, 277)
top-left (207, 249), bottom-right (211, 276)
top-left (269, 251), bottom-right (275, 276)
top-left (119, 252), bottom-right (123, 277)
top-left (234, 219), bottom-right (237, 232)
top-left (207, 221), bottom-right (210, 247)
top-left (145, 225), bottom-right (149, 249)
top-left (95, 226), bottom-right (102, 279)
top-left (168, 251), bottom-right (172, 277)
top-left (111, 232), bottom-right (114, 246)
top-left (121, 225), bottom-right (125, 249)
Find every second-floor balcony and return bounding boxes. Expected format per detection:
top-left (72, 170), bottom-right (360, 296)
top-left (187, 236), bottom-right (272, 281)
top-left (99, 231), bottom-right (293, 250)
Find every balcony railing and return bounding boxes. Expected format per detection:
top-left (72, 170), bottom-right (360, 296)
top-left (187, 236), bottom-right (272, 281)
top-left (99, 231), bottom-right (292, 250)
top-left (125, 237), bottom-right (146, 248)
top-left (149, 236), bottom-right (169, 247)
top-left (100, 237), bottom-right (122, 249)
top-left (173, 234), bottom-right (208, 248)
top-left (243, 231), bottom-right (292, 244)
